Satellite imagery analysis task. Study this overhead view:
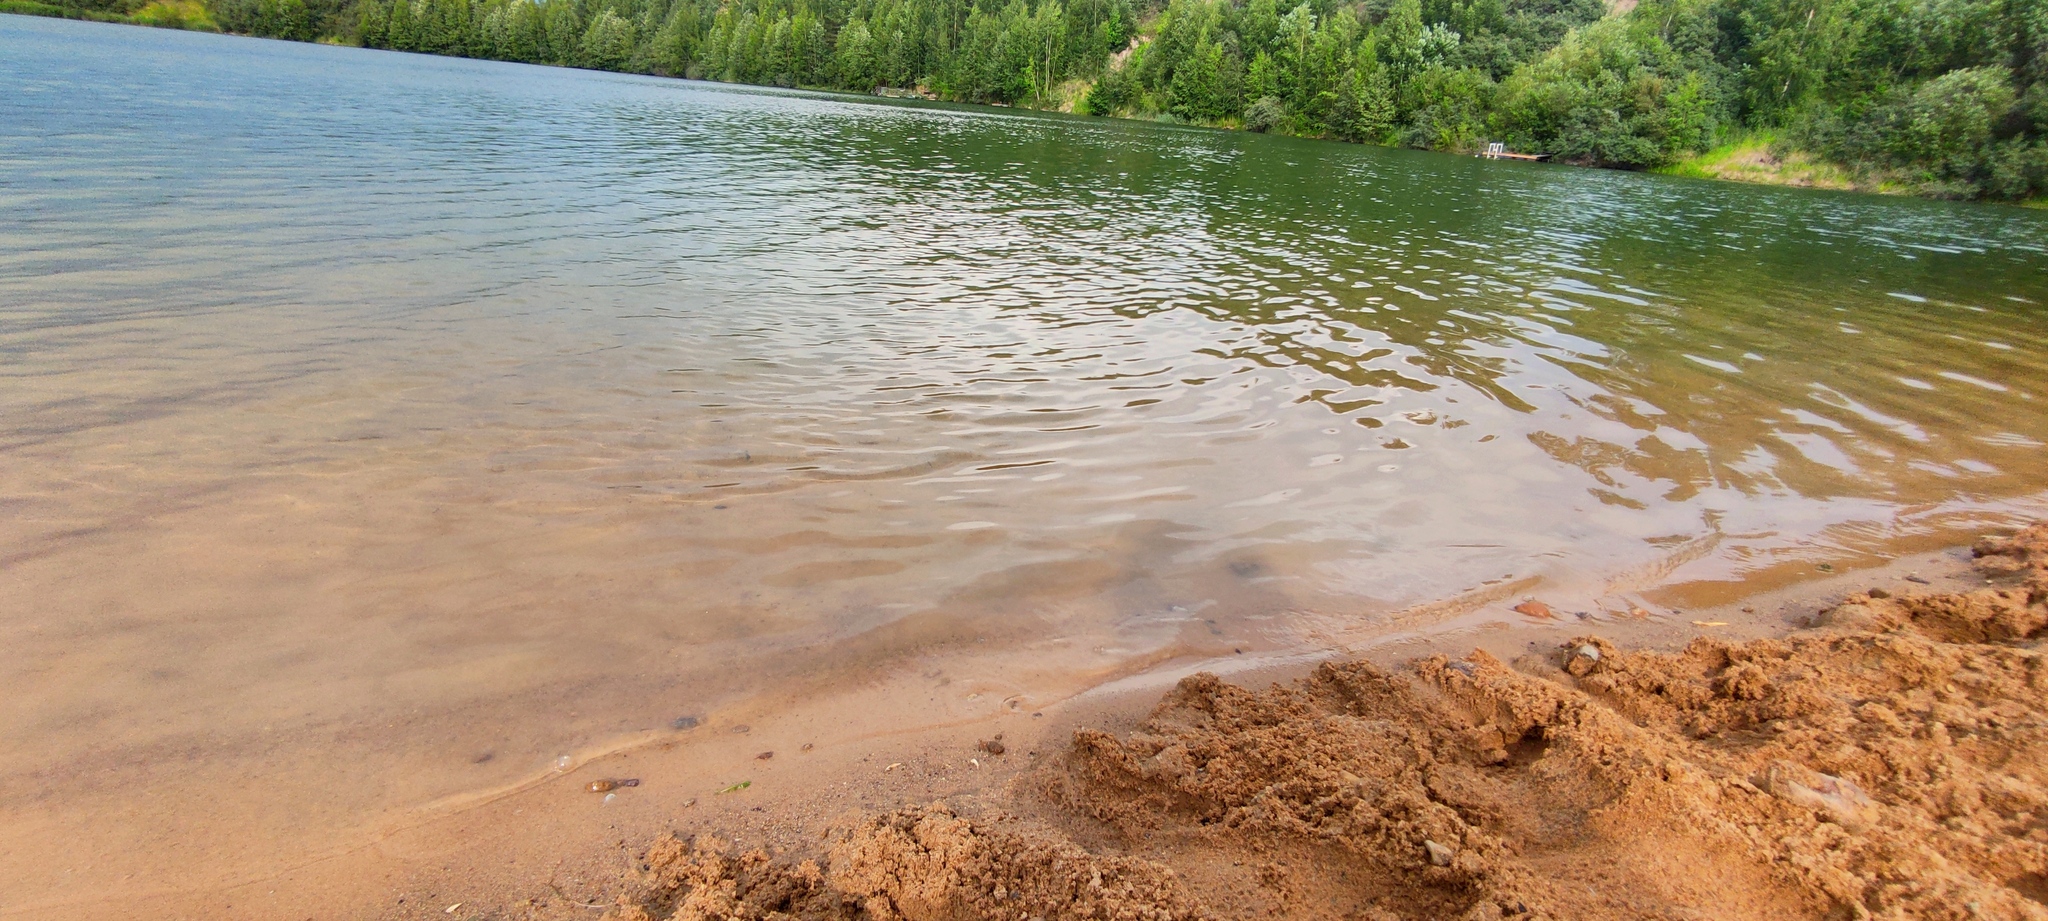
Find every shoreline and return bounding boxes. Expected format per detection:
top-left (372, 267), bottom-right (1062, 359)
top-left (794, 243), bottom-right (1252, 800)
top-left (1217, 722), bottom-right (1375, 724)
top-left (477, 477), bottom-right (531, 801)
top-left (37, 527), bottom-right (2028, 920)
top-left (1650, 134), bottom-right (2048, 208)
top-left (583, 525), bottom-right (2048, 920)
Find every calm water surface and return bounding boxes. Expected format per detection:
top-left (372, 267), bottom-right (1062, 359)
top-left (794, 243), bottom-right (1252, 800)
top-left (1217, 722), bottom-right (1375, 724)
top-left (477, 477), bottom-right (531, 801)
top-left (4, 13), bottom-right (2048, 905)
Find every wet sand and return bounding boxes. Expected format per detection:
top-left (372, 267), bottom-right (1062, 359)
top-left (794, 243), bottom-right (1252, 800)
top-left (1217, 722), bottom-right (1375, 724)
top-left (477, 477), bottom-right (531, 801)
top-left (58, 525), bottom-right (2036, 920)
top-left (566, 524), bottom-right (2048, 921)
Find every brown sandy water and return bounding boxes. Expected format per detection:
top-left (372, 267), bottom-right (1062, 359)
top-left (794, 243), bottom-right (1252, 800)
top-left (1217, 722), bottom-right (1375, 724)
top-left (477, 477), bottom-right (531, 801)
top-left (3, 15), bottom-right (2048, 915)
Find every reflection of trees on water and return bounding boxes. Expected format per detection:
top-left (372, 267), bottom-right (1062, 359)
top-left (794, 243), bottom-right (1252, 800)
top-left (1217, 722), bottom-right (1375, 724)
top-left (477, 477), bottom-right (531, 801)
top-left (604, 89), bottom-right (2048, 509)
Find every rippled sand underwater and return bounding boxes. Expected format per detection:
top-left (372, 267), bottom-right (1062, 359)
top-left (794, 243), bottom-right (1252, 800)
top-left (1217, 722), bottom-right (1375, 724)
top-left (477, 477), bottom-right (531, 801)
top-left (3, 14), bottom-right (2047, 910)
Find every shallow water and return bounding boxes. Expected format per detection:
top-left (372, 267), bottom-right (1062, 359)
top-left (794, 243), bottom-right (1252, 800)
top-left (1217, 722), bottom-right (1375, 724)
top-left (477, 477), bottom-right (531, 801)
top-left (4, 13), bottom-right (2047, 906)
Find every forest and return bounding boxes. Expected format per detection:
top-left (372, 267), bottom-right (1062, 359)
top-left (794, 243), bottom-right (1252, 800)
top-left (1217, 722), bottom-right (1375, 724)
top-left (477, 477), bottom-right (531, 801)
top-left (10, 0), bottom-right (2047, 200)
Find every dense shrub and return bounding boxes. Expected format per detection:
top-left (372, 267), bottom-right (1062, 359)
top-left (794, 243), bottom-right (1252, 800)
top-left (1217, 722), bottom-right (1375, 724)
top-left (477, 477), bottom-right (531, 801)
top-left (1243, 93), bottom-right (1285, 129)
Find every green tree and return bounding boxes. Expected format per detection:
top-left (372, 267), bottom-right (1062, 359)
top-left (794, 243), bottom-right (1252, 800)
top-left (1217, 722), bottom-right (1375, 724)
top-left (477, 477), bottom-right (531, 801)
top-left (581, 8), bottom-right (637, 70)
top-left (1333, 44), bottom-right (1397, 140)
top-left (1733, 0), bottom-right (1857, 124)
top-left (541, 0), bottom-right (581, 65)
top-left (835, 19), bottom-right (880, 88)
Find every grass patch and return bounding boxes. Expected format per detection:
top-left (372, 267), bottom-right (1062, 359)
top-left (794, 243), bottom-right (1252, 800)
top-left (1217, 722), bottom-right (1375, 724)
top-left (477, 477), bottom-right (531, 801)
top-left (1655, 131), bottom-right (1862, 191)
top-left (1, 0), bottom-right (216, 27)
top-left (1040, 76), bottom-right (1093, 114)
top-left (129, 0), bottom-right (215, 29)
top-left (0, 0), bottom-right (85, 17)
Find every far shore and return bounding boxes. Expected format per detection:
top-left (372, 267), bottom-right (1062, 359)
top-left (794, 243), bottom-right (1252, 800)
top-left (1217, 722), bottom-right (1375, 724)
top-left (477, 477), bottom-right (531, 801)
top-left (4, 10), bottom-right (2044, 210)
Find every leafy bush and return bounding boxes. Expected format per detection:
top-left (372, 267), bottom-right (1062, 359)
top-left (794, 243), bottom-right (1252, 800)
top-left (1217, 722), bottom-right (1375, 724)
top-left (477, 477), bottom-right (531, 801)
top-left (1083, 63), bottom-right (1137, 113)
top-left (1243, 93), bottom-right (1285, 130)
top-left (1403, 64), bottom-right (1494, 151)
top-left (211, 0), bottom-right (313, 40)
top-left (1802, 64), bottom-right (2046, 198)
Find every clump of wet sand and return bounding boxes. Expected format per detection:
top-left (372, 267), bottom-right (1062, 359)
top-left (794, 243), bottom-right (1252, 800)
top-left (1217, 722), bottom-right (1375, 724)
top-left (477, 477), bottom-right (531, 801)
top-left (600, 525), bottom-right (2048, 920)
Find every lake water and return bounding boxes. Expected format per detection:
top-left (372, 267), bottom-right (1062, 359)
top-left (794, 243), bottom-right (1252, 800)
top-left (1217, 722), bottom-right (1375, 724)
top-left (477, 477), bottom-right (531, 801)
top-left (4, 13), bottom-right (2047, 910)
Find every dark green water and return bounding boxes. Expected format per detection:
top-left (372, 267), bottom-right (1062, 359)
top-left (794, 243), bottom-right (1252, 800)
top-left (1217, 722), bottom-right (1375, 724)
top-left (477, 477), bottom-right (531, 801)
top-left (2, 13), bottom-right (2045, 905)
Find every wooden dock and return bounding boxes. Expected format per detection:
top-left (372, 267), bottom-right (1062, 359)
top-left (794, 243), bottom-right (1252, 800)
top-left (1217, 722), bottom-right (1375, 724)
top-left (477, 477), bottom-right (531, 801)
top-left (1480, 142), bottom-right (1551, 161)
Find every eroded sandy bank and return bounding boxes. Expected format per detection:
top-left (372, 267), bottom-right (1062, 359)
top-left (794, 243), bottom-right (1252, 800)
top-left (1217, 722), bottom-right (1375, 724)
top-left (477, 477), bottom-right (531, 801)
top-left (585, 526), bottom-right (2048, 921)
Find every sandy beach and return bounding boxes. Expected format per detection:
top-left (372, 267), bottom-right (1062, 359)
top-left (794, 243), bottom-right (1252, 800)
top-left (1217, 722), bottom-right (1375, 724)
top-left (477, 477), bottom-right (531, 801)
top-left (63, 524), bottom-right (2034, 920)
top-left (564, 524), bottom-right (2048, 921)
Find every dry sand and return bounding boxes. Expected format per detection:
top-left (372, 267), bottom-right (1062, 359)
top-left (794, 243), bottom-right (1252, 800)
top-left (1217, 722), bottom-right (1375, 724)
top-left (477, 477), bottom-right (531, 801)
top-left (577, 525), bottom-right (2048, 921)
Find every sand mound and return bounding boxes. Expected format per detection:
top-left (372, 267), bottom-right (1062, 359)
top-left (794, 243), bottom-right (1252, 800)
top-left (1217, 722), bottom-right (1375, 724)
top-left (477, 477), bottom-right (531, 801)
top-left (605, 526), bottom-right (2048, 920)
top-left (604, 808), bottom-right (1205, 920)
